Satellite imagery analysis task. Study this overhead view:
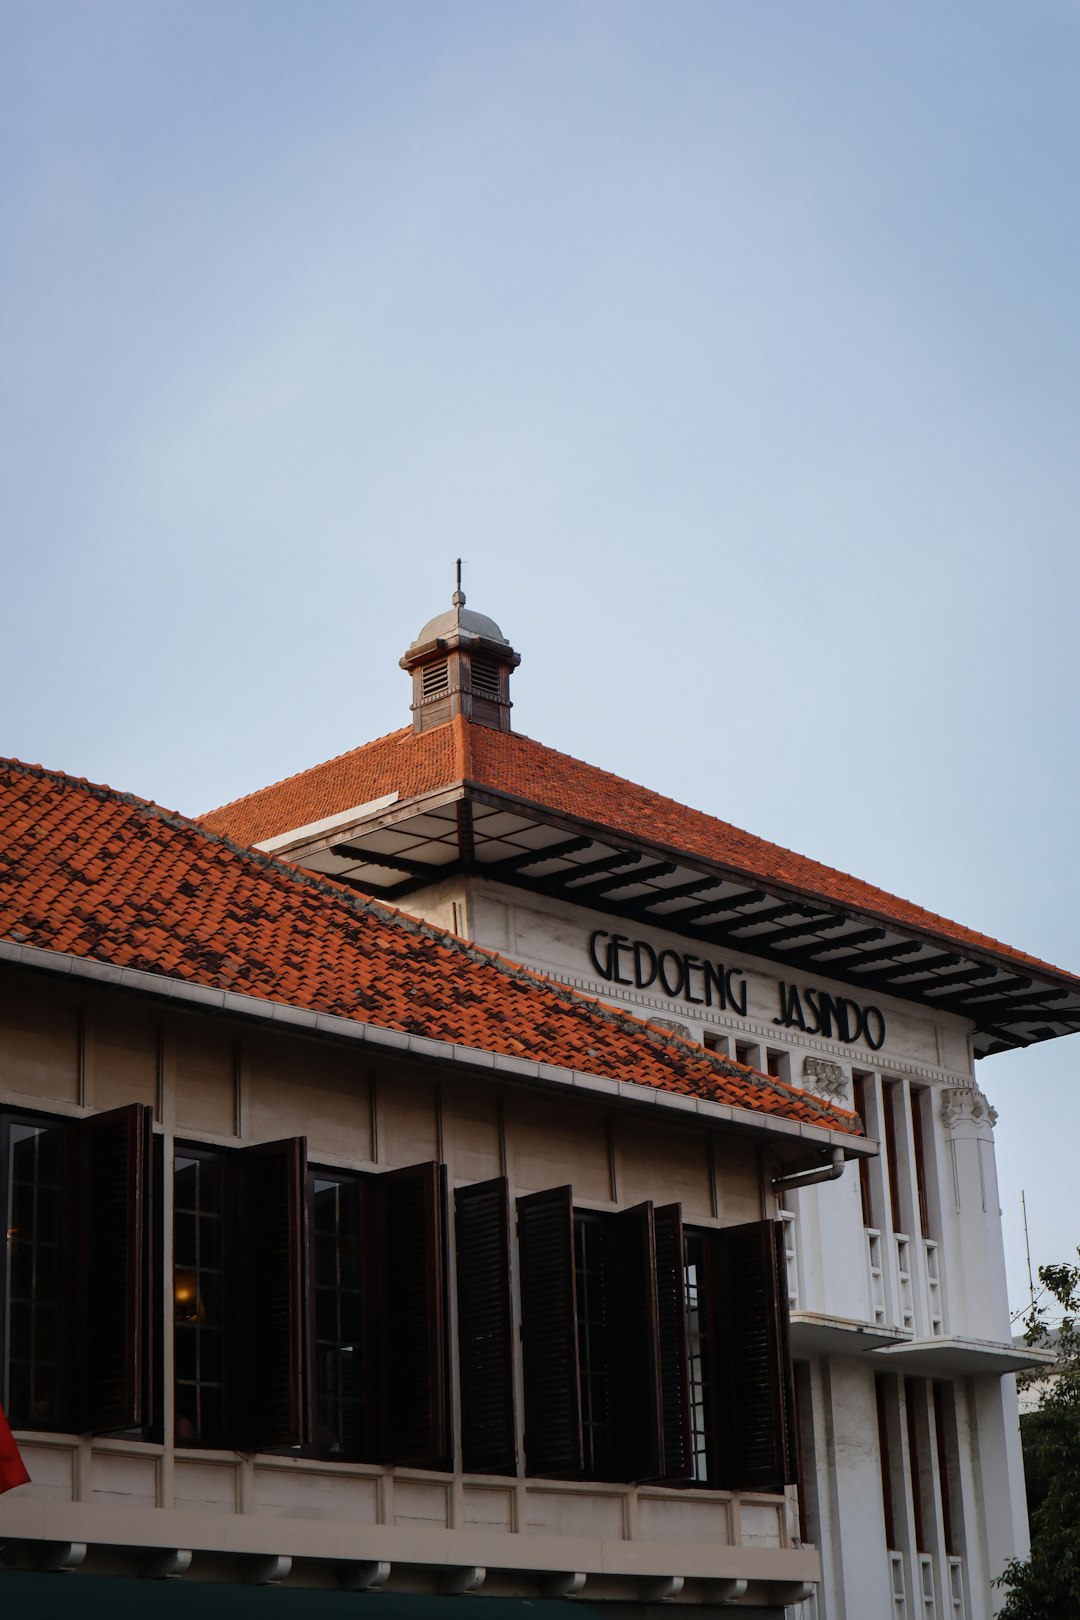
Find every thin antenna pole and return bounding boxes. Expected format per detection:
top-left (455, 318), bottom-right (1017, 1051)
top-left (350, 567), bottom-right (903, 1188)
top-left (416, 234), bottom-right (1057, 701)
top-left (456, 557), bottom-right (462, 592)
top-left (1022, 1188), bottom-right (1035, 1311)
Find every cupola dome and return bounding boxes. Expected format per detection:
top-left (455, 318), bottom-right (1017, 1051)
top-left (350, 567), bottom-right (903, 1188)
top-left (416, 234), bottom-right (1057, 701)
top-left (400, 566), bottom-right (521, 734)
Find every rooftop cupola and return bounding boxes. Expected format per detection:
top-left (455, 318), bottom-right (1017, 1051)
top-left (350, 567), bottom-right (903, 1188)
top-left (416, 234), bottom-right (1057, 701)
top-left (400, 564), bottom-right (521, 734)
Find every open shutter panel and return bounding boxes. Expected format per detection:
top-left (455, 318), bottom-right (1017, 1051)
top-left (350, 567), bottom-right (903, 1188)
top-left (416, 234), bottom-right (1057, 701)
top-left (516, 1185), bottom-right (582, 1479)
top-left (713, 1219), bottom-right (798, 1491)
top-left (455, 1178), bottom-right (516, 1475)
top-left (231, 1137), bottom-right (307, 1452)
top-left (79, 1103), bottom-right (150, 1433)
top-left (610, 1202), bottom-right (664, 1482)
top-left (377, 1161), bottom-right (450, 1469)
top-left (653, 1203), bottom-right (693, 1481)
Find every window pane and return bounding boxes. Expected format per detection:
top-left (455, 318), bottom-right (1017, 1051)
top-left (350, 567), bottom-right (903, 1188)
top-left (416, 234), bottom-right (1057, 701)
top-left (685, 1231), bottom-right (713, 1483)
top-left (311, 1175), bottom-right (365, 1457)
top-left (173, 1152), bottom-right (225, 1447)
top-left (575, 1213), bottom-right (612, 1478)
top-left (4, 1120), bottom-right (71, 1427)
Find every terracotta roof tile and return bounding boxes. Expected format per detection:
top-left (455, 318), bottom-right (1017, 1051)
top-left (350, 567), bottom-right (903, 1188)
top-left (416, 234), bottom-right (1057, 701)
top-left (201, 717), bottom-right (1076, 983)
top-left (0, 758), bottom-right (858, 1137)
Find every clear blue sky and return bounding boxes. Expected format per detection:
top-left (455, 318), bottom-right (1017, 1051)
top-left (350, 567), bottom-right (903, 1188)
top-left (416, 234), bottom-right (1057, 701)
top-left (3, 0), bottom-right (1078, 1314)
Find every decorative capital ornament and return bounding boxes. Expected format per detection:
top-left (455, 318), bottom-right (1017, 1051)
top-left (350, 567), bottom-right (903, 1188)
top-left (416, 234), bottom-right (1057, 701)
top-left (802, 1057), bottom-right (849, 1101)
top-left (941, 1084), bottom-right (998, 1130)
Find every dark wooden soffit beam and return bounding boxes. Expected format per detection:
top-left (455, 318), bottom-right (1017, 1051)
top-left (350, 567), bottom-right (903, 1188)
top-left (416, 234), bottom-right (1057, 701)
top-left (770, 926), bottom-right (888, 964)
top-left (915, 962), bottom-right (999, 992)
top-left (457, 801), bottom-right (476, 872)
top-left (641, 874), bottom-right (730, 907)
top-left (749, 914), bottom-right (848, 950)
top-left (708, 900), bottom-right (823, 935)
top-left (478, 836), bottom-right (595, 878)
top-left (557, 849), bottom-right (646, 886)
top-left (843, 951), bottom-right (962, 987)
top-left (829, 939), bottom-right (923, 971)
top-left (962, 1004), bottom-right (1080, 1026)
top-left (926, 973), bottom-right (1035, 1010)
top-left (572, 860), bottom-right (679, 898)
top-left (667, 888), bottom-right (768, 926)
top-left (334, 869), bottom-right (462, 902)
top-left (329, 844), bottom-right (451, 880)
top-left (940, 991), bottom-right (1076, 1023)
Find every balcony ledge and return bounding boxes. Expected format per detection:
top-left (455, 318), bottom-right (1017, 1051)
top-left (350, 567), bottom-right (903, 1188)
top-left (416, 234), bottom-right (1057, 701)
top-left (789, 1313), bottom-right (910, 1357)
top-left (866, 1335), bottom-right (1058, 1377)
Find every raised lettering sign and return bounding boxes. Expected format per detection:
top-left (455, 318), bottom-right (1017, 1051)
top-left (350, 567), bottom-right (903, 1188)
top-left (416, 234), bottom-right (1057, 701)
top-left (585, 931), bottom-right (887, 1050)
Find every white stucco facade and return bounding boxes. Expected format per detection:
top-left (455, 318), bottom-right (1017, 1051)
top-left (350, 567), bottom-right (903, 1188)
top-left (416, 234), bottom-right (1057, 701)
top-left (390, 874), bottom-right (1034, 1620)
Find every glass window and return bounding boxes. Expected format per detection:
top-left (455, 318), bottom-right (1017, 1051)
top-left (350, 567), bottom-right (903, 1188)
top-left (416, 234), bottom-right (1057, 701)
top-left (685, 1229), bottom-right (713, 1483)
top-left (3, 1116), bottom-right (72, 1429)
top-left (311, 1174), bottom-right (365, 1456)
top-left (174, 1150), bottom-right (225, 1447)
top-left (574, 1212), bottom-right (612, 1477)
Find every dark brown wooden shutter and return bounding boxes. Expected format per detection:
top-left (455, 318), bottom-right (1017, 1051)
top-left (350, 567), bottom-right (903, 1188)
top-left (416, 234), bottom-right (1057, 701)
top-left (79, 1103), bottom-right (150, 1433)
top-left (608, 1202), bottom-right (663, 1482)
top-left (713, 1219), bottom-right (797, 1491)
top-left (230, 1136), bottom-right (307, 1452)
top-left (517, 1185), bottom-right (582, 1479)
top-left (376, 1161), bottom-right (449, 1469)
top-left (456, 1177), bottom-right (516, 1475)
top-left (653, 1203), bottom-right (692, 1481)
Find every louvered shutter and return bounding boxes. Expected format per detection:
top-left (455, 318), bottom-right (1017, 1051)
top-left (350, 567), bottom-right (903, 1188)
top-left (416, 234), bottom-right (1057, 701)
top-left (376, 1161), bottom-right (449, 1469)
top-left (609, 1202), bottom-right (663, 1481)
top-left (517, 1185), bottom-right (582, 1479)
top-left (455, 1177), bottom-right (516, 1475)
top-left (713, 1219), bottom-right (797, 1490)
top-left (653, 1203), bottom-right (693, 1481)
top-left (231, 1137), bottom-right (307, 1452)
top-left (79, 1103), bottom-right (151, 1433)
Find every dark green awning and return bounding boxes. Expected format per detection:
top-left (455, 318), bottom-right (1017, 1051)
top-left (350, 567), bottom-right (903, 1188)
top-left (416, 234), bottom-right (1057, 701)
top-left (0, 1574), bottom-right (602, 1618)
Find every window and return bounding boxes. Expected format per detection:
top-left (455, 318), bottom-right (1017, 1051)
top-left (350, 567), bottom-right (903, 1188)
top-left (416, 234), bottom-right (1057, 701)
top-left (910, 1088), bottom-right (931, 1239)
top-left (683, 1220), bottom-right (797, 1491)
top-left (685, 1230), bottom-right (714, 1482)
top-left (171, 1145), bottom-right (449, 1467)
top-left (3, 1115), bottom-right (72, 1429)
top-left (883, 1081), bottom-right (906, 1233)
top-left (174, 1149), bottom-right (226, 1446)
top-left (851, 1072), bottom-right (878, 1228)
top-left (310, 1173), bottom-right (365, 1457)
top-left (514, 1186), bottom-right (796, 1490)
top-left (1, 1103), bottom-right (155, 1437)
top-left (765, 1048), bottom-right (789, 1083)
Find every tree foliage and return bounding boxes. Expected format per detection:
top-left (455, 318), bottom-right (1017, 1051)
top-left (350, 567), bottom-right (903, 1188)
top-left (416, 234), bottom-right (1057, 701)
top-left (996, 1255), bottom-right (1080, 1619)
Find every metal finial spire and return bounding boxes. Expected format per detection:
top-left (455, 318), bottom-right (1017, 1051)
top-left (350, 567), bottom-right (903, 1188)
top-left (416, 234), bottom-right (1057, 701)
top-left (452, 557), bottom-right (465, 608)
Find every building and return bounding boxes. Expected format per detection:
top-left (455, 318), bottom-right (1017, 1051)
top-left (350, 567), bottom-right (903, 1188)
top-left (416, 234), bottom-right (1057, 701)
top-left (0, 591), bottom-right (1073, 1617)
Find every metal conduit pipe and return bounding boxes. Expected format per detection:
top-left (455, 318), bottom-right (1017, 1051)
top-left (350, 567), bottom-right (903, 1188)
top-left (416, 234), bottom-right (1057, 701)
top-left (772, 1145), bottom-right (846, 1191)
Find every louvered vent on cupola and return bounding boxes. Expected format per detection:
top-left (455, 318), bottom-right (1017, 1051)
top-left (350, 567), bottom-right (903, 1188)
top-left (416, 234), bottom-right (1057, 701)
top-left (470, 655), bottom-right (501, 696)
top-left (422, 659), bottom-right (450, 697)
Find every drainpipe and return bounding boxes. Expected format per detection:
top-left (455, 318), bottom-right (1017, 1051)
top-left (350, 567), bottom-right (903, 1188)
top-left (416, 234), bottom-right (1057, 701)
top-left (772, 1145), bottom-right (846, 1192)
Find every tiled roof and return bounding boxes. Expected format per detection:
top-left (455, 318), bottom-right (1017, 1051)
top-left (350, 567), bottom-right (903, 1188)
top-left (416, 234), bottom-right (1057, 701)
top-left (202, 716), bottom-right (1074, 982)
top-left (0, 758), bottom-right (859, 1136)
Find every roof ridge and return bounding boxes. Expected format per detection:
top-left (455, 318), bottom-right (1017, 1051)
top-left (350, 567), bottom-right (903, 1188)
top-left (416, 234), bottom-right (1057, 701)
top-left (198, 726), bottom-right (413, 821)
top-left (0, 756), bottom-right (858, 1136)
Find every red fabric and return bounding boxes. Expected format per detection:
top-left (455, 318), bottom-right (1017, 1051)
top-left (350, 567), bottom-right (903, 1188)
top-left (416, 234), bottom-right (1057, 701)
top-left (0, 1401), bottom-right (30, 1494)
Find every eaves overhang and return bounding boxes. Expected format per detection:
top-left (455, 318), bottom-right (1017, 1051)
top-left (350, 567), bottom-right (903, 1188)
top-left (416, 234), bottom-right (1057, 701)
top-left (0, 939), bottom-right (873, 1161)
top-left (270, 781), bottom-right (1080, 1061)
